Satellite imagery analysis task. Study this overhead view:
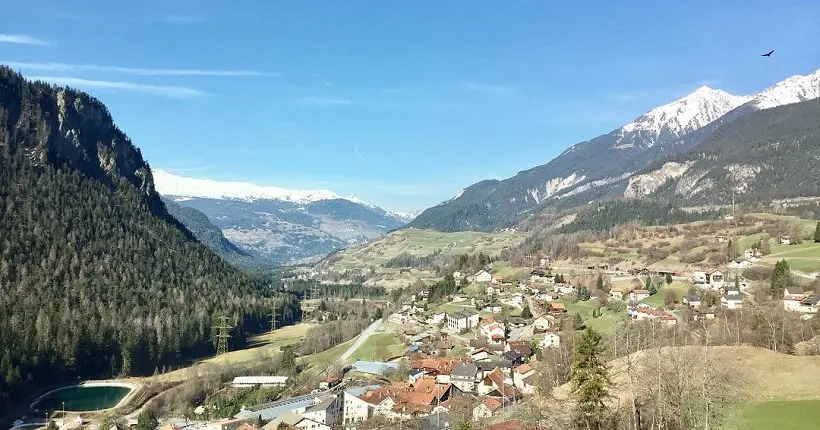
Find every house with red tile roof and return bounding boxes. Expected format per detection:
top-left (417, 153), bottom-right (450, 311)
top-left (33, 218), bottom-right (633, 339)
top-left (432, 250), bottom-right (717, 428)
top-left (472, 397), bottom-right (504, 421)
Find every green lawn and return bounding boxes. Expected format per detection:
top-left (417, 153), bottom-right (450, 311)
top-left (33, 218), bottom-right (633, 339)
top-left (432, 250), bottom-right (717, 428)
top-left (763, 242), bottom-right (820, 273)
top-left (640, 282), bottom-right (691, 308)
top-left (558, 299), bottom-right (626, 335)
top-left (346, 332), bottom-right (406, 363)
top-left (729, 400), bottom-right (820, 430)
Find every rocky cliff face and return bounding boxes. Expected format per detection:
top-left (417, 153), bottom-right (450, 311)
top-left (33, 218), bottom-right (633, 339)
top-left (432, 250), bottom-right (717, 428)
top-left (0, 66), bottom-right (170, 218)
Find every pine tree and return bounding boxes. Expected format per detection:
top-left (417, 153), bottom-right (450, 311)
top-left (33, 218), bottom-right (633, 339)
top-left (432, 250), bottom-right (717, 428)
top-left (771, 259), bottom-right (791, 299)
top-left (814, 222), bottom-right (820, 243)
top-left (644, 277), bottom-right (652, 291)
top-left (665, 272), bottom-right (673, 285)
top-left (596, 275), bottom-right (604, 292)
top-left (135, 410), bottom-right (158, 430)
top-left (571, 327), bottom-right (611, 429)
top-left (521, 304), bottom-right (532, 319)
top-left (572, 313), bottom-right (585, 330)
top-left (578, 286), bottom-right (591, 301)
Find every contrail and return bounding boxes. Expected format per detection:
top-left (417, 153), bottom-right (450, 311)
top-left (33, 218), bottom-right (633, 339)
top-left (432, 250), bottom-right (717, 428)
top-left (354, 143), bottom-right (368, 163)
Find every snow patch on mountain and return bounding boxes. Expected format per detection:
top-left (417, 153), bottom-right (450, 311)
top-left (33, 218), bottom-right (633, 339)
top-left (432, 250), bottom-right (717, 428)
top-left (748, 69), bottom-right (820, 110)
top-left (153, 169), bottom-right (366, 205)
top-left (617, 86), bottom-right (752, 148)
top-left (624, 161), bottom-right (694, 198)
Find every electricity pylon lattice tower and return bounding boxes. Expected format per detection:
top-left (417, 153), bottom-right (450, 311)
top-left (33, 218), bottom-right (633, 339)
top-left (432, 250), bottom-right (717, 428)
top-left (214, 315), bottom-right (233, 356)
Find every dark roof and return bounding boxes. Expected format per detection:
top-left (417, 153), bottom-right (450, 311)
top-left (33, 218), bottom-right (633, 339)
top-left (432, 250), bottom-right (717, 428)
top-left (470, 338), bottom-right (488, 348)
top-left (503, 351), bottom-right (523, 361)
top-left (477, 360), bottom-right (513, 371)
top-left (450, 310), bottom-right (478, 320)
top-left (786, 285), bottom-right (805, 294)
top-left (801, 295), bottom-right (820, 306)
top-left (723, 292), bottom-right (742, 301)
top-left (507, 317), bottom-right (527, 325)
top-left (451, 363), bottom-right (479, 378)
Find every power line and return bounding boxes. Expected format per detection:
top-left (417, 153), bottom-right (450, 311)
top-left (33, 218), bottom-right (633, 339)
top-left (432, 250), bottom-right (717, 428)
top-left (213, 315), bottom-right (233, 356)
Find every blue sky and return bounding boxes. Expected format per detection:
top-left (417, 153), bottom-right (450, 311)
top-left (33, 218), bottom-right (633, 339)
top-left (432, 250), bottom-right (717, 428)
top-left (2, 0), bottom-right (820, 212)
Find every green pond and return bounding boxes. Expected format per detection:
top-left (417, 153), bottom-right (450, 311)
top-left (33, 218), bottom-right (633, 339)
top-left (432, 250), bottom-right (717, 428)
top-left (32, 386), bottom-right (131, 412)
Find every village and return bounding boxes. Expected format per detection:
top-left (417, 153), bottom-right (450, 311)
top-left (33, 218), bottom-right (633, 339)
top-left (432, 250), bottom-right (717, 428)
top-left (135, 232), bottom-right (820, 430)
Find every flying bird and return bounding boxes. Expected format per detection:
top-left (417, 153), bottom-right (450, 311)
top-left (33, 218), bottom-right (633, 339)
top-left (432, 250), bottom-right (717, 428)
top-left (761, 50), bottom-right (774, 57)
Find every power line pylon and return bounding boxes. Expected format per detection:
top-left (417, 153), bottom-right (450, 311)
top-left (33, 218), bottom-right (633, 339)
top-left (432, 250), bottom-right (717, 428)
top-left (214, 315), bottom-right (233, 356)
top-left (270, 300), bottom-right (278, 333)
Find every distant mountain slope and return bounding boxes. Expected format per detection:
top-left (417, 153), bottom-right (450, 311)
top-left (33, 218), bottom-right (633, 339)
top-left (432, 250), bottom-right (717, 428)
top-left (624, 97), bottom-right (820, 204)
top-left (154, 170), bottom-right (407, 265)
top-left (0, 67), bottom-right (296, 412)
top-left (161, 197), bottom-right (264, 267)
top-left (410, 68), bottom-right (820, 232)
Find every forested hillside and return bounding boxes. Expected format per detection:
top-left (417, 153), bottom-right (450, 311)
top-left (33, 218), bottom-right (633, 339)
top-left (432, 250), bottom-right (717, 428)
top-left (0, 68), bottom-right (299, 412)
top-left (161, 197), bottom-right (263, 267)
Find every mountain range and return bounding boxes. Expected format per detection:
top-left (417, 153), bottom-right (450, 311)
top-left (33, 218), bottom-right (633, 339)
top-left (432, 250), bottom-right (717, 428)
top-left (409, 68), bottom-right (820, 232)
top-left (153, 170), bottom-right (410, 265)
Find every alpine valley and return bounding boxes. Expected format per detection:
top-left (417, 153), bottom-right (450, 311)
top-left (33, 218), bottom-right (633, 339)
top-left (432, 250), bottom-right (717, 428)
top-left (409, 68), bottom-right (820, 232)
top-left (153, 170), bottom-right (410, 265)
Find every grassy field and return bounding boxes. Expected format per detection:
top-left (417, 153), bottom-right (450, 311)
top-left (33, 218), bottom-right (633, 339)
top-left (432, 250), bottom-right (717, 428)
top-left (326, 228), bottom-right (525, 269)
top-left (345, 332), bottom-right (406, 363)
top-left (762, 242), bottom-right (820, 273)
top-left (149, 323), bottom-right (315, 382)
top-left (559, 299), bottom-right (627, 334)
top-left (640, 282), bottom-right (691, 308)
top-left (729, 400), bottom-right (820, 430)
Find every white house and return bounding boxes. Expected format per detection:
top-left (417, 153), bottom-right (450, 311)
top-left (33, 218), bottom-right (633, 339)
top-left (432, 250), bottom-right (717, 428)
top-left (708, 270), bottom-right (726, 289)
top-left (721, 292), bottom-right (743, 310)
top-left (684, 293), bottom-right (701, 309)
top-left (728, 260), bottom-right (752, 270)
top-left (231, 376), bottom-right (289, 388)
top-left (447, 311), bottom-right (479, 332)
top-left (486, 285), bottom-right (498, 295)
top-left (475, 270), bottom-right (493, 283)
top-left (264, 412), bottom-right (330, 430)
top-left (473, 398), bottom-right (503, 421)
top-left (302, 396), bottom-right (343, 427)
top-left (427, 312), bottom-right (447, 325)
top-left (540, 333), bottom-right (560, 349)
top-left (554, 284), bottom-right (576, 295)
top-left (692, 271), bottom-right (708, 284)
top-left (533, 315), bottom-right (553, 332)
top-left (453, 271), bottom-right (464, 281)
top-left (610, 289), bottom-right (627, 300)
top-left (492, 275), bottom-right (504, 285)
top-left (480, 319), bottom-right (507, 343)
top-left (511, 294), bottom-right (524, 306)
top-left (342, 390), bottom-right (373, 425)
top-left (512, 364), bottom-right (537, 394)
top-left (450, 363), bottom-right (479, 393)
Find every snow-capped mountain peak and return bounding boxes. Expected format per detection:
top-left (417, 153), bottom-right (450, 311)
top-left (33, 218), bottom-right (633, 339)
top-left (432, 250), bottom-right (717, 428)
top-left (617, 85), bottom-right (752, 148)
top-left (390, 210), bottom-right (422, 223)
top-left (152, 169), bottom-right (356, 204)
top-left (747, 68), bottom-right (820, 110)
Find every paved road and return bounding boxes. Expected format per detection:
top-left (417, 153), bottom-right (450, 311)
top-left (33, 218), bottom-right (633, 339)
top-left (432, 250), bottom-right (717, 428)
top-left (338, 318), bottom-right (383, 362)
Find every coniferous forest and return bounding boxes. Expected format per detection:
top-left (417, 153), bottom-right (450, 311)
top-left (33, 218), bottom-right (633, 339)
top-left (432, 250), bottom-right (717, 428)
top-left (0, 68), bottom-right (300, 412)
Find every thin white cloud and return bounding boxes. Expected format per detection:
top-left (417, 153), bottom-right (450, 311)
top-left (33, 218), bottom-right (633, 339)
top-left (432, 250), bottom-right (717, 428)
top-left (293, 97), bottom-right (352, 107)
top-left (2, 61), bottom-right (265, 77)
top-left (0, 34), bottom-right (49, 46)
top-left (31, 76), bottom-right (206, 98)
top-left (459, 81), bottom-right (518, 97)
top-left (312, 72), bottom-right (332, 87)
top-left (354, 143), bottom-right (368, 163)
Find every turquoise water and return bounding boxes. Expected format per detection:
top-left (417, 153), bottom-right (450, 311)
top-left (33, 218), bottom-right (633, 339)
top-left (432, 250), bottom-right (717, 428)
top-left (32, 386), bottom-right (131, 412)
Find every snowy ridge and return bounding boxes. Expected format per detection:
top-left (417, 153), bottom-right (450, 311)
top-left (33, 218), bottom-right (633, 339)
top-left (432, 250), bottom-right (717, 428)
top-left (617, 86), bottom-right (752, 147)
top-left (153, 169), bottom-right (363, 205)
top-left (748, 68), bottom-right (820, 110)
